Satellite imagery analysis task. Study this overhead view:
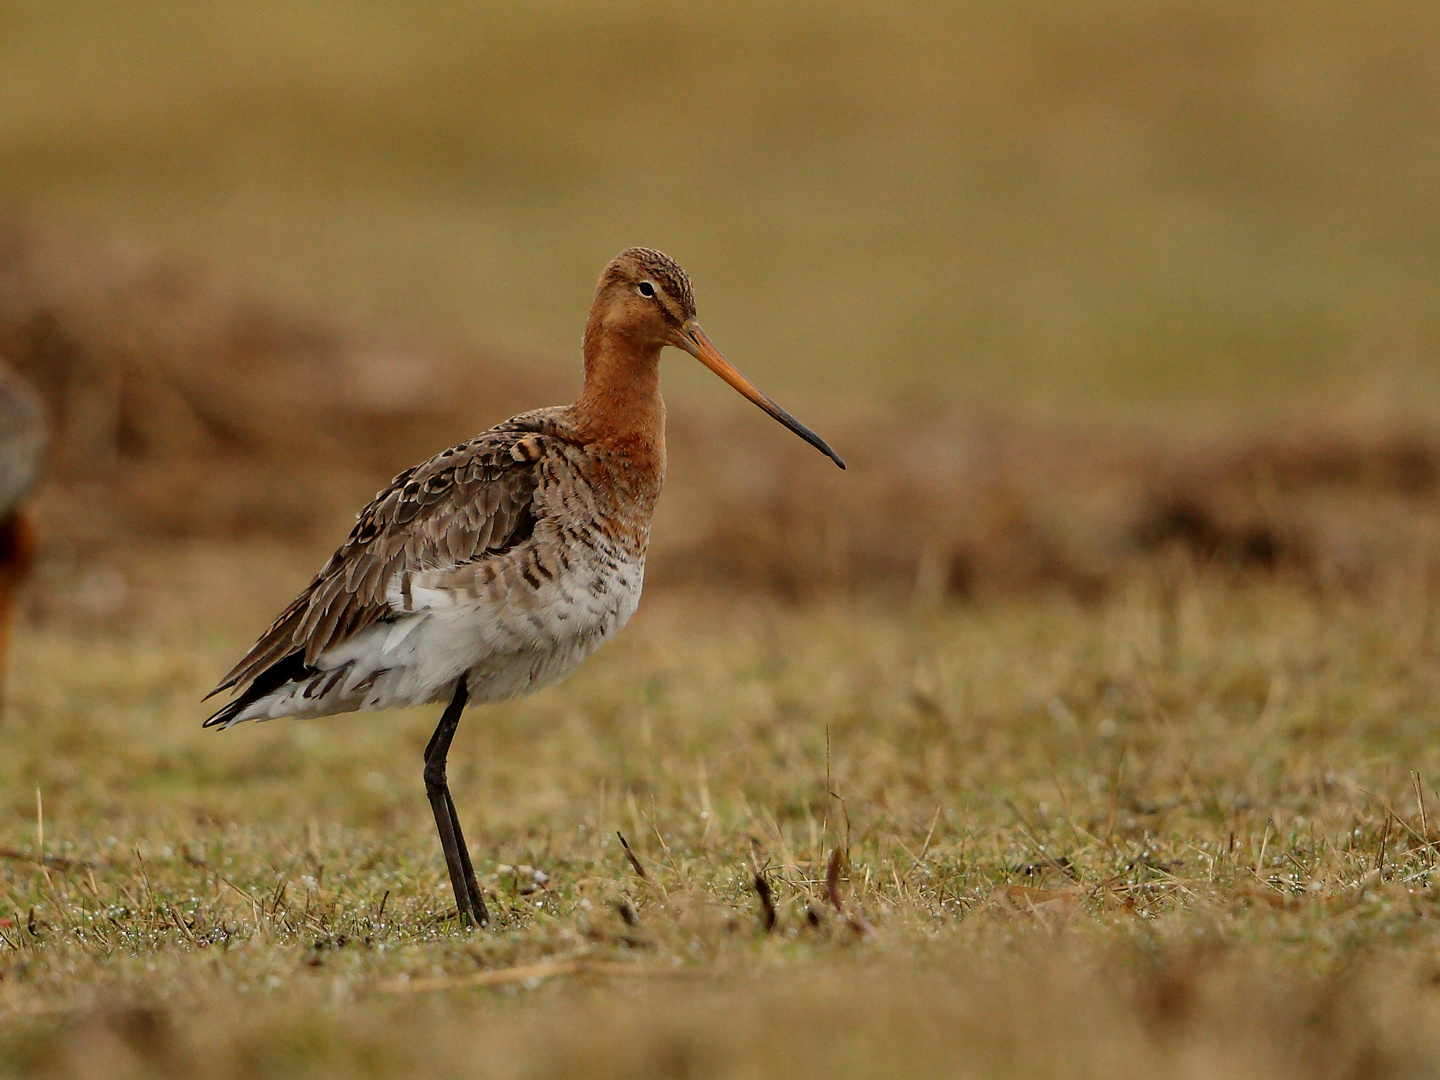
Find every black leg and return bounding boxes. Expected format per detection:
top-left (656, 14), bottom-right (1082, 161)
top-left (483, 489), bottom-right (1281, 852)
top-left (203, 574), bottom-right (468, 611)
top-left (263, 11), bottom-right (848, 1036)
top-left (446, 789), bottom-right (484, 919)
top-left (423, 679), bottom-right (488, 928)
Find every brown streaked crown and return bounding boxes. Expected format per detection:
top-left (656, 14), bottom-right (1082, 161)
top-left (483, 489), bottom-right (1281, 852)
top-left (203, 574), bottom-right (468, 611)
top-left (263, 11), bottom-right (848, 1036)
top-left (602, 248), bottom-right (697, 321)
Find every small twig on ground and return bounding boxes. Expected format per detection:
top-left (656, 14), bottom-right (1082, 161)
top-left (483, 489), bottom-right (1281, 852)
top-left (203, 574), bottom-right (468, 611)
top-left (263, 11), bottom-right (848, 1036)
top-left (1349, 782), bottom-right (1431, 856)
top-left (1377, 813), bottom-right (1391, 878)
top-left (823, 725), bottom-right (832, 851)
top-left (34, 789), bottom-right (53, 891)
top-left (753, 871), bottom-right (777, 932)
top-left (826, 848), bottom-right (845, 913)
top-left (902, 807), bottom-right (943, 882)
top-left (116, 881), bottom-right (142, 912)
top-left (219, 876), bottom-right (264, 930)
top-left (1254, 820), bottom-right (1272, 882)
top-left (824, 725), bottom-right (852, 859)
top-left (165, 902), bottom-right (200, 947)
top-left (825, 847), bottom-right (876, 939)
top-left (616, 832), bottom-right (648, 881)
top-left (917, 806), bottom-right (941, 864)
top-left (1415, 772), bottom-right (1434, 870)
top-left (648, 797), bottom-right (684, 884)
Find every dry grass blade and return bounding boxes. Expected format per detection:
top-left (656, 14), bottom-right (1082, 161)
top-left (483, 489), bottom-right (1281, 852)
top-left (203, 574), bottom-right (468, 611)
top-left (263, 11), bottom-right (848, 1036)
top-left (915, 806), bottom-right (941, 865)
top-left (826, 848), bottom-right (845, 914)
top-left (164, 902), bottom-right (199, 947)
top-left (823, 847), bottom-right (876, 940)
top-left (617, 832), bottom-right (648, 881)
top-left (1416, 771), bottom-right (1434, 870)
top-left (1004, 800), bottom-right (1079, 883)
top-left (1355, 783), bottom-right (1432, 856)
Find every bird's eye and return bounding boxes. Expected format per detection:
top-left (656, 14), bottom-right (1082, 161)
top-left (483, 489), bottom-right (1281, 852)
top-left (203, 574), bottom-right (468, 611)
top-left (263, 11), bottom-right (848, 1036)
top-left (637, 281), bottom-right (656, 298)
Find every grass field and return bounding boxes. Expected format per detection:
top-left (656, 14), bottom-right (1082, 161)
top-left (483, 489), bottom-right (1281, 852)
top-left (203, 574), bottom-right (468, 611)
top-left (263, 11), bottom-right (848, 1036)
top-left (6, 577), bottom-right (1440, 1077)
top-left (4, 2), bottom-right (1440, 1077)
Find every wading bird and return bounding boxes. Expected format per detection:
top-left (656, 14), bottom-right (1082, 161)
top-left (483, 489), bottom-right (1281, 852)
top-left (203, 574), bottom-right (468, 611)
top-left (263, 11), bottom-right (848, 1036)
top-left (0, 361), bottom-right (47, 682)
top-left (205, 249), bottom-right (844, 927)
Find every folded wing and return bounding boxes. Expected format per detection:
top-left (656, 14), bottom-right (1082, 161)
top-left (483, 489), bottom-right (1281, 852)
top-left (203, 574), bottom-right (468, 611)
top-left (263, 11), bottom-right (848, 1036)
top-left (206, 412), bottom-right (556, 724)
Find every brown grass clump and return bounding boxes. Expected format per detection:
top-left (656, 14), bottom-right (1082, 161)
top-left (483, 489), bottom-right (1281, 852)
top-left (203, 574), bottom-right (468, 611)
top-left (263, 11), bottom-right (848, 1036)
top-left (0, 216), bottom-right (561, 551)
top-left (3, 216), bottom-right (1439, 622)
top-left (665, 410), bottom-right (1440, 601)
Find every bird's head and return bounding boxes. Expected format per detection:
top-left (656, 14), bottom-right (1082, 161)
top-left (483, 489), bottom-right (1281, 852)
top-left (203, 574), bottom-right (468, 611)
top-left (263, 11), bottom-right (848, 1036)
top-left (589, 247), bottom-right (845, 469)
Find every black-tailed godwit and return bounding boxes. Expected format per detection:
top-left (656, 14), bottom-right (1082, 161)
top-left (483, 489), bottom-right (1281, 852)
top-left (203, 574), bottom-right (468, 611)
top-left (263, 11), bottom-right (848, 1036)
top-left (0, 361), bottom-right (46, 680)
top-left (205, 248), bottom-right (843, 926)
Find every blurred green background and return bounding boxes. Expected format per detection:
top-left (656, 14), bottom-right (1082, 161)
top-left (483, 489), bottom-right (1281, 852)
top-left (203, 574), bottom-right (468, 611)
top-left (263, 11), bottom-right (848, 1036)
top-left (2, 0), bottom-right (1439, 423)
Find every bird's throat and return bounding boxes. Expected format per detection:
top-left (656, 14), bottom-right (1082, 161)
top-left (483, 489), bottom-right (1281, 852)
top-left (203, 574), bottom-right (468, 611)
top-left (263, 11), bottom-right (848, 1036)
top-left (572, 328), bottom-right (667, 452)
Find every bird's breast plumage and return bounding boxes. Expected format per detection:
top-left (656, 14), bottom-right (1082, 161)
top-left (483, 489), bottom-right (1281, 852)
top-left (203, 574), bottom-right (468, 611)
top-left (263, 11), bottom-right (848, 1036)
top-left (383, 430), bottom-right (662, 706)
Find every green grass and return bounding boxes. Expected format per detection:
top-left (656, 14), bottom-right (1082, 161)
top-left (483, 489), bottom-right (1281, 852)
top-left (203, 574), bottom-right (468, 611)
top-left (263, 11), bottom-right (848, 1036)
top-left (5, 576), bottom-right (1440, 1076)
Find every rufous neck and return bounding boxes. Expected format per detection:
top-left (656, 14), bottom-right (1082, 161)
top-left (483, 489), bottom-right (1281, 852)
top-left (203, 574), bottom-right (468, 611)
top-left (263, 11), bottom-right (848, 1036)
top-left (571, 321), bottom-right (665, 443)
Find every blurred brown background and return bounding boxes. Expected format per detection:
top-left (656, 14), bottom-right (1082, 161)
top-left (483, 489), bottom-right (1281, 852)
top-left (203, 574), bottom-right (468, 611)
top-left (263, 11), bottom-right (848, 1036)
top-left (6, 9), bottom-right (1440, 1075)
top-left (1, 0), bottom-right (1439, 627)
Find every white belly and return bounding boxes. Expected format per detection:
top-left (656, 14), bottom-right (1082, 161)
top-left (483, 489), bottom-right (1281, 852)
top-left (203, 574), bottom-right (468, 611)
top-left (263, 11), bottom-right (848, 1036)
top-left (230, 551), bottom-right (645, 723)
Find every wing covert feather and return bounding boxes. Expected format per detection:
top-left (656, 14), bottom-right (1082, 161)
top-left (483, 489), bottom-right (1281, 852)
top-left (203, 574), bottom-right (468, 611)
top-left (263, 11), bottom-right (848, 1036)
top-left (213, 414), bottom-right (555, 693)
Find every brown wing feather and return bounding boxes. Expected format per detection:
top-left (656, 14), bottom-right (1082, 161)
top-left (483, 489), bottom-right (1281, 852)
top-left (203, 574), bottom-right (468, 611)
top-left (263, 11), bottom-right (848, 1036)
top-left (210, 412), bottom-right (556, 696)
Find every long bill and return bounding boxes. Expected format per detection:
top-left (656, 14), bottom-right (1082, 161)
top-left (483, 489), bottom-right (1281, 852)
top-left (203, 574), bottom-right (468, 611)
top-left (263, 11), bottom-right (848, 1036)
top-left (680, 323), bottom-right (846, 470)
